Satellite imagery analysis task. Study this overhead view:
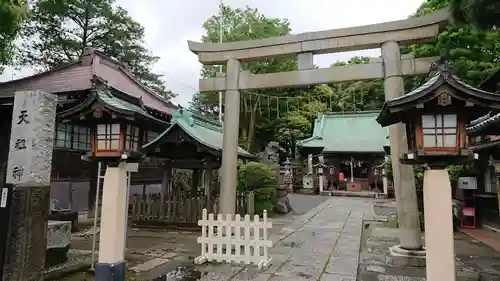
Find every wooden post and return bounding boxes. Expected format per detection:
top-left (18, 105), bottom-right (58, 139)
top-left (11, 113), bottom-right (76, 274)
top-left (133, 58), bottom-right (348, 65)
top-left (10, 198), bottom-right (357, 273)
top-left (203, 168), bottom-right (213, 213)
top-left (141, 184), bottom-right (146, 214)
top-left (2, 90), bottom-right (57, 281)
top-left (68, 182), bottom-right (73, 211)
top-left (159, 167), bottom-right (172, 221)
top-left (191, 169), bottom-right (201, 197)
top-left (247, 192), bottom-right (255, 216)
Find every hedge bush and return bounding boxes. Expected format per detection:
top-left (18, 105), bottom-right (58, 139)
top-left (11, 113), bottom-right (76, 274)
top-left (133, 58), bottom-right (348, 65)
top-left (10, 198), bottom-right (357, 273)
top-left (237, 161), bottom-right (278, 214)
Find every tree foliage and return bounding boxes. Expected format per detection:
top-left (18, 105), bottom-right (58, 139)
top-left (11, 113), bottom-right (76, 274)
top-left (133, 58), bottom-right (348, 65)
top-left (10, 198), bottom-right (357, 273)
top-left (192, 1), bottom-right (500, 159)
top-left (406, 0), bottom-right (500, 86)
top-left (0, 0), bottom-right (28, 72)
top-left (191, 4), bottom-right (304, 152)
top-left (237, 161), bottom-right (277, 215)
top-left (19, 0), bottom-right (175, 100)
top-left (449, 0), bottom-right (500, 29)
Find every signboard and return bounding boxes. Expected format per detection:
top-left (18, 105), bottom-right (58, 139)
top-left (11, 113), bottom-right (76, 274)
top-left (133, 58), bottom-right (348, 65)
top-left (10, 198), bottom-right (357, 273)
top-left (0, 188), bottom-right (7, 208)
top-left (6, 91), bottom-right (57, 187)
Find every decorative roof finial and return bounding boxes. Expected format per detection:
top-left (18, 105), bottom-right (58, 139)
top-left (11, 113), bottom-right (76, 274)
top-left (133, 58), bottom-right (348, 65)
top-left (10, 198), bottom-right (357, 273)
top-left (83, 46), bottom-right (94, 56)
top-left (429, 58), bottom-right (451, 76)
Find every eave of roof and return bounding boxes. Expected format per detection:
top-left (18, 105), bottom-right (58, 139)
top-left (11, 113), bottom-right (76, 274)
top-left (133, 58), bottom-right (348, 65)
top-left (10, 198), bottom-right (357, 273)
top-left (0, 48), bottom-right (176, 116)
top-left (377, 61), bottom-right (500, 127)
top-left (58, 80), bottom-right (168, 125)
top-left (466, 112), bottom-right (500, 135)
top-left (143, 109), bottom-right (254, 158)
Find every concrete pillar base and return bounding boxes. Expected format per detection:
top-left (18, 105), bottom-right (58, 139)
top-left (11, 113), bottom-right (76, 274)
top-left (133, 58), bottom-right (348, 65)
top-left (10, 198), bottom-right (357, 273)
top-left (95, 261), bottom-right (126, 281)
top-left (388, 245), bottom-right (426, 267)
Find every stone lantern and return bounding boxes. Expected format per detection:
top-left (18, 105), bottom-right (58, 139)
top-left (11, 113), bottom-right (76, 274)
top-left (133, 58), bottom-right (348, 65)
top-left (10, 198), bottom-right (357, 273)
top-left (282, 158), bottom-right (293, 192)
top-left (376, 60), bottom-right (500, 281)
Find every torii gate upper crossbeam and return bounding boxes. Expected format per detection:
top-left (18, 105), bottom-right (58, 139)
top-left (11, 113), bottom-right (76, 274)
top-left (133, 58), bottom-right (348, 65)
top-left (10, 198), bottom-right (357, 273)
top-left (188, 9), bottom-right (448, 64)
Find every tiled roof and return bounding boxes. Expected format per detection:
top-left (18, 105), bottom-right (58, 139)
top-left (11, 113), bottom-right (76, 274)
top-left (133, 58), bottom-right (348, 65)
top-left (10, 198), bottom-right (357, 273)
top-left (466, 112), bottom-right (500, 134)
top-left (95, 87), bottom-right (168, 124)
top-left (143, 109), bottom-right (253, 157)
top-left (377, 61), bottom-right (500, 127)
top-left (297, 111), bottom-right (389, 153)
top-left (57, 81), bottom-right (168, 125)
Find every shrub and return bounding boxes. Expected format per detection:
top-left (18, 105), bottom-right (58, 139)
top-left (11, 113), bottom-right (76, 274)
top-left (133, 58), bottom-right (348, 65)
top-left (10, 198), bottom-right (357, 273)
top-left (237, 162), bottom-right (277, 191)
top-left (237, 162), bottom-right (278, 214)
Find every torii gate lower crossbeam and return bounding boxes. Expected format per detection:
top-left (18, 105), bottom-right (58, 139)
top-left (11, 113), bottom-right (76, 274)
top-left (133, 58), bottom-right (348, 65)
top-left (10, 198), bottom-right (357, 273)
top-left (189, 8), bottom-right (450, 252)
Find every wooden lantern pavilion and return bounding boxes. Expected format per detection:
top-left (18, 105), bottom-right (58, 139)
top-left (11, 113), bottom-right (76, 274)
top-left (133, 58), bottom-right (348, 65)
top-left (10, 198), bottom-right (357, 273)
top-left (0, 48), bottom-right (174, 211)
top-left (57, 77), bottom-right (169, 160)
top-left (377, 60), bottom-right (500, 165)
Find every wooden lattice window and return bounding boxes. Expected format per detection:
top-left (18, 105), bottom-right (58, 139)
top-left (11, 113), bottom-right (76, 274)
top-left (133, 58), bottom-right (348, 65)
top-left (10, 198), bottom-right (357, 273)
top-left (422, 114), bottom-right (457, 148)
top-left (143, 130), bottom-right (159, 144)
top-left (55, 124), bottom-right (91, 151)
top-left (55, 123), bottom-right (72, 148)
top-left (73, 125), bottom-right (91, 151)
top-left (96, 124), bottom-right (120, 151)
top-left (124, 125), bottom-right (140, 152)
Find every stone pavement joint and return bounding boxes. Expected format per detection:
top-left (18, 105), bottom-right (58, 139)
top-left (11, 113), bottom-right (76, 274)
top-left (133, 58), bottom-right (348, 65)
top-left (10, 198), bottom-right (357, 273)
top-left (196, 197), bottom-right (371, 281)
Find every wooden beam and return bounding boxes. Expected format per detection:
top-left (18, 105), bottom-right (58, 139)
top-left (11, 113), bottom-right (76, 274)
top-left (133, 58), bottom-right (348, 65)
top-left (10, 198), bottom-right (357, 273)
top-left (199, 56), bottom-right (439, 92)
top-left (161, 159), bottom-right (220, 169)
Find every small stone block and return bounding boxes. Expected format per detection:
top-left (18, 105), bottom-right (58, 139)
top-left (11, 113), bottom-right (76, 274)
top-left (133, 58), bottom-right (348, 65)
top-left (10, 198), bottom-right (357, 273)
top-left (325, 256), bottom-right (359, 276)
top-left (386, 255), bottom-right (426, 267)
top-left (377, 276), bottom-right (425, 281)
top-left (359, 253), bottom-right (386, 266)
top-left (320, 274), bottom-right (356, 281)
top-left (130, 258), bottom-right (170, 272)
top-left (365, 265), bottom-right (386, 274)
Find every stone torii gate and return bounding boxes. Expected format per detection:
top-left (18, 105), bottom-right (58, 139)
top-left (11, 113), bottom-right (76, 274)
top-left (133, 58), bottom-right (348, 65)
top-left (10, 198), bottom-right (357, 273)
top-left (188, 9), bottom-right (449, 251)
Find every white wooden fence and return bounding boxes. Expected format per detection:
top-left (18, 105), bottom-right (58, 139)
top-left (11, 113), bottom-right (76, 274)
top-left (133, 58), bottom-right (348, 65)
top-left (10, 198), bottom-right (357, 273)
top-left (194, 209), bottom-right (273, 269)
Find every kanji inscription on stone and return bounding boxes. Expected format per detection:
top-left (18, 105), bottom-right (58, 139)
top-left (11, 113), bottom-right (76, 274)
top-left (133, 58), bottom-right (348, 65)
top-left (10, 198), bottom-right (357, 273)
top-left (6, 90), bottom-right (57, 187)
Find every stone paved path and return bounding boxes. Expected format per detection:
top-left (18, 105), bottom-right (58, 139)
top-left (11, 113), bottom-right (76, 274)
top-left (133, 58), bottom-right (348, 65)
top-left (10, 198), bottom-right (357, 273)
top-left (197, 197), bottom-right (375, 281)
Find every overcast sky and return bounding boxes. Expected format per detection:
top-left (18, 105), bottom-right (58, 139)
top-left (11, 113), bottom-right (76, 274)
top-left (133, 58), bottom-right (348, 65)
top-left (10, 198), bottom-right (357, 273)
top-left (0, 0), bottom-right (424, 106)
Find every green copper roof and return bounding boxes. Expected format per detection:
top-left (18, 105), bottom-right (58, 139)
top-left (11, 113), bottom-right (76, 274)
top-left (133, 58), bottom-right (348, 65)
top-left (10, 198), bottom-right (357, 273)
top-left (57, 83), bottom-right (168, 125)
top-left (96, 88), bottom-right (167, 124)
top-left (377, 61), bottom-right (500, 127)
top-left (297, 111), bottom-right (389, 153)
top-left (143, 109), bottom-right (254, 157)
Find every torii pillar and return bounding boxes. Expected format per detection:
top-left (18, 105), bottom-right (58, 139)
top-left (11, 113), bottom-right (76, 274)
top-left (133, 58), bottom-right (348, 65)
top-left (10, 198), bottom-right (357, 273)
top-left (219, 58), bottom-right (241, 215)
top-left (382, 41), bottom-right (423, 251)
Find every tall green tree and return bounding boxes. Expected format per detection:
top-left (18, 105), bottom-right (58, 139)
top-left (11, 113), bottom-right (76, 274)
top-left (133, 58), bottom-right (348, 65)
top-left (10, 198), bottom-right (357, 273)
top-left (191, 4), bottom-right (304, 152)
top-left (406, 0), bottom-right (500, 87)
top-left (191, 4), bottom-right (391, 153)
top-left (19, 0), bottom-right (175, 100)
top-left (0, 0), bottom-right (28, 73)
top-left (330, 56), bottom-right (386, 111)
top-left (450, 0), bottom-right (500, 29)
